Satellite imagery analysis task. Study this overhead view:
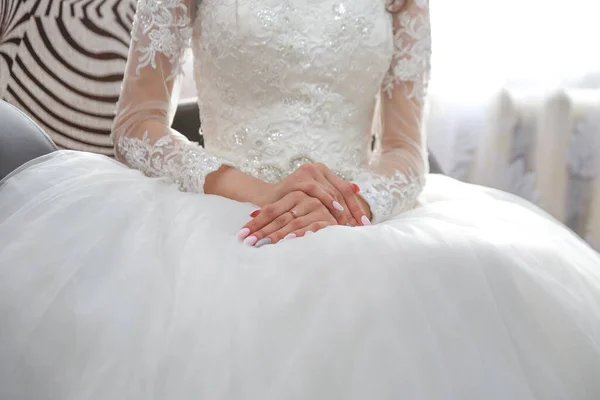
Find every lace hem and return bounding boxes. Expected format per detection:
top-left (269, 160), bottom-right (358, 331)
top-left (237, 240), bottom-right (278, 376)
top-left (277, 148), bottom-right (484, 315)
top-left (354, 169), bottom-right (424, 223)
top-left (117, 133), bottom-right (223, 193)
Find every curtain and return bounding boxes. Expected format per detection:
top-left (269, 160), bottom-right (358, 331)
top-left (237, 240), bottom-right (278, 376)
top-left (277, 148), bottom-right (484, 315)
top-left (426, 0), bottom-right (600, 249)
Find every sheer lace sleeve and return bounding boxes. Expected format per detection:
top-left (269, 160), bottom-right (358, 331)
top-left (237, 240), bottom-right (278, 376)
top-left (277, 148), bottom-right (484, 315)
top-left (353, 0), bottom-right (431, 223)
top-left (111, 0), bottom-right (224, 193)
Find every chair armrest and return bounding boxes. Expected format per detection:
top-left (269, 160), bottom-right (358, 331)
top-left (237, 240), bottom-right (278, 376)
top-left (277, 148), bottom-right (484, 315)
top-left (172, 99), bottom-right (203, 145)
top-left (0, 101), bottom-right (57, 180)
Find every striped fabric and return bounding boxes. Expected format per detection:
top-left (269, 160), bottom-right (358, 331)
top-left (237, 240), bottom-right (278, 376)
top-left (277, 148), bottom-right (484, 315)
top-left (0, 0), bottom-right (136, 155)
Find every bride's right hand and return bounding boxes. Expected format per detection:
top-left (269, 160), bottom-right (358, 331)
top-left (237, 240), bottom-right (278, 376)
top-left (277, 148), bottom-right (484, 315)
top-left (259, 163), bottom-right (371, 227)
top-left (237, 191), bottom-right (338, 247)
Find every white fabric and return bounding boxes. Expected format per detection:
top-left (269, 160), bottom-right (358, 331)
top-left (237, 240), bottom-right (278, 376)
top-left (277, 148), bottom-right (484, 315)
top-left (111, 0), bottom-right (429, 223)
top-left (2, 0), bottom-right (600, 398)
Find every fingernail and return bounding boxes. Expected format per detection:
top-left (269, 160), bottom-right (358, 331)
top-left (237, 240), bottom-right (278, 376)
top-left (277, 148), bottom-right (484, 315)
top-left (305, 231), bottom-right (314, 236)
top-left (332, 201), bottom-right (344, 211)
top-left (255, 238), bottom-right (272, 248)
top-left (345, 222), bottom-right (351, 226)
top-left (361, 215), bottom-right (371, 226)
top-left (249, 209), bottom-right (261, 218)
top-left (284, 233), bottom-right (297, 240)
top-left (351, 183), bottom-right (360, 194)
top-left (237, 227), bottom-right (251, 239)
top-left (243, 235), bottom-right (258, 246)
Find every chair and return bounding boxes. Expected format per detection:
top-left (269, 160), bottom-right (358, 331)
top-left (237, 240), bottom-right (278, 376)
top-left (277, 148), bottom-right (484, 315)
top-left (0, 100), bottom-right (57, 180)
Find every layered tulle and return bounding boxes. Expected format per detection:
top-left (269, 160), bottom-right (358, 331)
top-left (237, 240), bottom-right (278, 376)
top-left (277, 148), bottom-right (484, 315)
top-left (1, 151), bottom-right (600, 399)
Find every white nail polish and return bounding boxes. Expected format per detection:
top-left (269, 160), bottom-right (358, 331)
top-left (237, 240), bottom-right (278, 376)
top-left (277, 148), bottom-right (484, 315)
top-left (243, 235), bottom-right (258, 246)
top-left (332, 201), bottom-right (344, 211)
top-left (360, 215), bottom-right (371, 226)
top-left (284, 233), bottom-right (297, 240)
top-left (305, 231), bottom-right (314, 236)
top-left (237, 227), bottom-right (251, 240)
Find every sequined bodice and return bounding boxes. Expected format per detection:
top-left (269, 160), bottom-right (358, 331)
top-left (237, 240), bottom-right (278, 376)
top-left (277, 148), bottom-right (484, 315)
top-left (113, 0), bottom-right (430, 223)
top-left (193, 0), bottom-right (393, 182)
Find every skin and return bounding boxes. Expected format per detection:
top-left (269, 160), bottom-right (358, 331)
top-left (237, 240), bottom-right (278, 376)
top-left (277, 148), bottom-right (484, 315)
top-left (204, 163), bottom-right (372, 246)
top-left (197, 2), bottom-right (409, 246)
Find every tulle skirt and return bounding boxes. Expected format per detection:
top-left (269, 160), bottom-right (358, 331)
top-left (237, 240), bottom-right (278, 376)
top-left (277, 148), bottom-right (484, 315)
top-left (1, 151), bottom-right (600, 399)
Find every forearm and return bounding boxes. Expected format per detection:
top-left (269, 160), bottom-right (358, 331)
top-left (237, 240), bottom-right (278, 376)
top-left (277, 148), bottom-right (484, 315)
top-left (354, 0), bottom-right (430, 224)
top-left (204, 165), bottom-right (273, 206)
top-left (210, 162), bottom-right (372, 225)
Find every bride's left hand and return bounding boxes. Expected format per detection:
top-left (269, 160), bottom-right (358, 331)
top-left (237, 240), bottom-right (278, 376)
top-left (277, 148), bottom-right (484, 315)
top-left (237, 190), bottom-right (373, 247)
top-left (238, 190), bottom-right (339, 247)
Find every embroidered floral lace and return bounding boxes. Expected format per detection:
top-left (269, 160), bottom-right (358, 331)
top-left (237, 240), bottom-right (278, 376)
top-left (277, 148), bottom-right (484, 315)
top-left (112, 0), bottom-right (431, 222)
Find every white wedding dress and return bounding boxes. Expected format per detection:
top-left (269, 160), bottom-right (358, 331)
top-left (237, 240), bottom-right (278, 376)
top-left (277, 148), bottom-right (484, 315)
top-left (1, 0), bottom-right (600, 398)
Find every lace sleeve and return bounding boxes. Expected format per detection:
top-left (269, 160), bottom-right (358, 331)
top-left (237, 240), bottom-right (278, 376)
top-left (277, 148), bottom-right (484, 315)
top-left (353, 0), bottom-right (431, 223)
top-left (111, 0), bottom-right (224, 193)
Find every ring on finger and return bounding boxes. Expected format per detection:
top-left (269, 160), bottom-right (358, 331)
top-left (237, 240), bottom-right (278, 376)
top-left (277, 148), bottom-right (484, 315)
top-left (289, 209), bottom-right (298, 218)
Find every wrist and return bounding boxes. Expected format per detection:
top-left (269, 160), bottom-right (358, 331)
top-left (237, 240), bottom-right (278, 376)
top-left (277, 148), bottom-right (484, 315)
top-left (204, 165), bottom-right (274, 206)
top-left (248, 180), bottom-right (275, 206)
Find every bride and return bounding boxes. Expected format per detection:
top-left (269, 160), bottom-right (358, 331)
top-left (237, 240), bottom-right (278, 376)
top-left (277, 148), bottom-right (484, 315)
top-left (1, 0), bottom-right (600, 398)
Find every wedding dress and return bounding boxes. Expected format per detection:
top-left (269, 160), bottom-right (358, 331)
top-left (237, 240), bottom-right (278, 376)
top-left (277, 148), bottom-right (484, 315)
top-left (1, 0), bottom-right (600, 398)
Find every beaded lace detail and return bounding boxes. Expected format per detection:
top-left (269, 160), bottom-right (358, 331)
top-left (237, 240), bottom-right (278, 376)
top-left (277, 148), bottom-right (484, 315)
top-left (382, 0), bottom-right (431, 100)
top-left (357, 168), bottom-right (426, 223)
top-left (354, 0), bottom-right (431, 222)
top-left (117, 133), bottom-right (222, 192)
top-left (113, 0), bottom-right (431, 220)
top-left (133, 0), bottom-right (194, 78)
top-left (112, 0), bottom-right (226, 194)
top-left (193, 0), bottom-right (389, 186)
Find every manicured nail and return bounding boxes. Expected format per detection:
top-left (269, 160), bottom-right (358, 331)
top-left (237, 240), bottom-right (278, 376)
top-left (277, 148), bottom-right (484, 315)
top-left (243, 235), bottom-right (258, 246)
top-left (360, 215), bottom-right (371, 226)
top-left (249, 209), bottom-right (261, 218)
top-left (345, 222), bottom-right (351, 226)
top-left (237, 227), bottom-right (251, 239)
top-left (351, 183), bottom-right (360, 194)
top-left (284, 233), bottom-right (297, 240)
top-left (255, 238), bottom-right (272, 248)
top-left (332, 201), bottom-right (344, 211)
top-left (305, 231), bottom-right (314, 236)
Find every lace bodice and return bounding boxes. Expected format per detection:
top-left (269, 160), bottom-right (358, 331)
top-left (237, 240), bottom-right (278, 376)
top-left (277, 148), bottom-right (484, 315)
top-left (112, 0), bottom-right (431, 223)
